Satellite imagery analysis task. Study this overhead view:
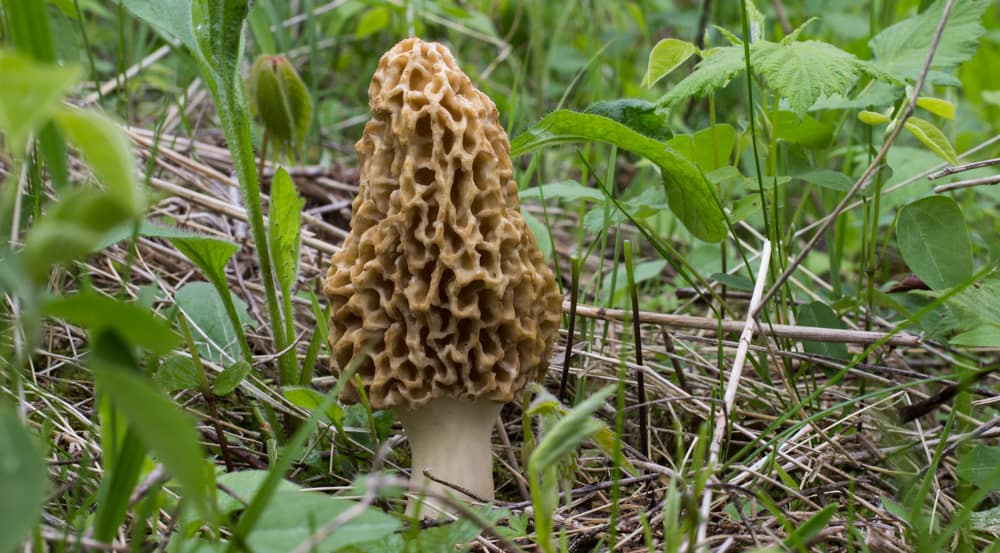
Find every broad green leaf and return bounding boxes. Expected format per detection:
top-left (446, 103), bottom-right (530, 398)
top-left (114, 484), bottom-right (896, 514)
top-left (215, 470), bottom-right (301, 516)
top-left (917, 97), bottom-right (956, 120)
top-left (0, 405), bottom-right (47, 553)
top-left (956, 445), bottom-right (1000, 491)
top-left (584, 99), bottom-right (671, 140)
top-left (969, 505), bottom-right (1000, 532)
top-left (869, 0), bottom-right (989, 81)
top-left (656, 46), bottom-right (746, 109)
top-left (951, 324), bottom-right (1000, 347)
top-left (44, 290), bottom-right (180, 355)
top-left (795, 302), bottom-right (849, 360)
top-left (214, 360), bottom-right (252, 396)
top-left (771, 111), bottom-right (832, 149)
top-left (859, 110), bottom-right (892, 125)
top-left (642, 38), bottom-right (696, 87)
top-left (90, 332), bottom-right (213, 520)
top-left (267, 168), bottom-right (304, 296)
top-left (0, 50), bottom-right (80, 152)
top-left (520, 209), bottom-right (552, 260)
top-left (896, 196), bottom-right (973, 290)
top-left (171, 236), bottom-right (240, 289)
top-left (903, 117), bottom-right (959, 165)
top-left (945, 276), bottom-right (1000, 328)
top-left (118, 0), bottom-right (201, 60)
top-left (281, 386), bottom-right (343, 424)
top-left (21, 220), bottom-right (103, 282)
top-left (752, 40), bottom-right (871, 117)
top-left (154, 354), bottom-right (202, 392)
top-left (248, 491), bottom-right (399, 553)
top-left (601, 259), bottom-right (667, 305)
top-left (511, 110), bottom-right (726, 242)
top-left (54, 109), bottom-right (144, 215)
top-left (529, 386), bottom-right (614, 473)
top-left (355, 6), bottom-right (391, 39)
top-left (666, 124), bottom-right (736, 171)
top-left (175, 282), bottom-right (253, 365)
top-left (795, 169), bottom-right (855, 193)
top-left (519, 180), bottom-right (605, 203)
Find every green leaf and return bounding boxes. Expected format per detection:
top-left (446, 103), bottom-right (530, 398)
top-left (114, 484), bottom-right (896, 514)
top-left (155, 354), bottom-right (202, 392)
top-left (21, 219), bottom-right (103, 282)
top-left (917, 97), bottom-right (956, 120)
top-left (355, 6), bottom-right (392, 39)
top-left (956, 445), bottom-right (1000, 491)
top-left (783, 504), bottom-right (838, 549)
top-left (215, 470), bottom-right (301, 517)
top-left (666, 124), bottom-right (736, 171)
top-left (247, 491), bottom-right (400, 553)
top-left (795, 169), bottom-right (855, 193)
top-left (511, 110), bottom-right (726, 242)
top-left (267, 168), bottom-right (304, 296)
top-left (656, 46), bottom-right (746, 109)
top-left (859, 110), bottom-right (892, 125)
top-left (903, 117), bottom-right (959, 165)
top-left (54, 109), bottom-right (144, 215)
top-left (171, 236), bottom-right (240, 288)
top-left (98, 219), bottom-right (206, 251)
top-left (951, 324), bottom-right (1000, 347)
top-left (118, 0), bottom-right (202, 60)
top-left (529, 386), bottom-right (614, 473)
top-left (969, 505), bottom-right (1000, 532)
top-left (281, 386), bottom-right (343, 424)
top-left (214, 360), bottom-right (252, 396)
top-left (896, 196), bottom-right (973, 290)
top-left (0, 405), bottom-right (47, 553)
top-left (520, 209), bottom-right (552, 261)
top-left (584, 99), bottom-right (670, 140)
top-left (946, 274), bottom-right (1000, 329)
top-left (201, 0), bottom-right (250, 82)
top-left (752, 40), bottom-right (869, 117)
top-left (601, 259), bottom-right (667, 305)
top-left (795, 302), bottom-right (849, 360)
top-left (44, 290), bottom-right (180, 355)
top-left (869, 0), bottom-right (989, 81)
top-left (642, 38), bottom-right (696, 88)
top-left (519, 180), bottom-right (605, 203)
top-left (90, 332), bottom-right (213, 520)
top-left (175, 282), bottom-right (253, 365)
top-left (771, 111), bottom-right (833, 149)
top-left (0, 50), bottom-right (80, 153)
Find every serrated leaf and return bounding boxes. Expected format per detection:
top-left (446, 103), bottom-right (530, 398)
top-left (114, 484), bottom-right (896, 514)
top-left (214, 360), bottom-right (252, 396)
top-left (267, 167), bottom-right (304, 296)
top-left (642, 38), bottom-right (696, 88)
top-left (917, 97), bottom-right (956, 120)
top-left (44, 290), bottom-right (180, 355)
top-left (0, 51), bottom-right (80, 153)
top-left (903, 116), bottom-right (959, 165)
top-left (0, 405), bottom-right (47, 553)
top-left (746, 0), bottom-right (766, 42)
top-left (869, 0), bottom-right (989, 81)
top-left (656, 46), bottom-right (746, 109)
top-left (519, 180), bottom-right (605, 203)
top-left (54, 109), bottom-right (144, 216)
top-left (752, 40), bottom-right (868, 117)
top-left (511, 110), bottom-right (726, 242)
top-left (896, 196), bottom-right (972, 290)
top-left (859, 110), bottom-right (892, 125)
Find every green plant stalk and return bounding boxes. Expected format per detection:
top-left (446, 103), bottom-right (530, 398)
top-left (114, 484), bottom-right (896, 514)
top-left (208, 77), bottom-right (292, 383)
top-left (177, 313), bottom-right (235, 471)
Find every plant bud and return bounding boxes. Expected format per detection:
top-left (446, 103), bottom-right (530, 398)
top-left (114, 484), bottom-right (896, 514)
top-left (248, 54), bottom-right (312, 159)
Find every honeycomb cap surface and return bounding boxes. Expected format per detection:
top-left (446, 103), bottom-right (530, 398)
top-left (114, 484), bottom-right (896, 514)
top-left (324, 38), bottom-right (562, 410)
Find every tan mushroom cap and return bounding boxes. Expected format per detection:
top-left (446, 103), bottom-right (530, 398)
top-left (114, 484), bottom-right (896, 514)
top-left (324, 38), bottom-right (562, 411)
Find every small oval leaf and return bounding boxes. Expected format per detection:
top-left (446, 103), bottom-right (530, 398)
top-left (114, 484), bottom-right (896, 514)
top-left (903, 116), bottom-right (959, 165)
top-left (643, 38), bottom-right (696, 88)
top-left (858, 110), bottom-right (891, 125)
top-left (916, 96), bottom-right (956, 120)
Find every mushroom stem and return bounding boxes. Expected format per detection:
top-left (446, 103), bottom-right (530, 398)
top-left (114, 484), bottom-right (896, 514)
top-left (396, 397), bottom-right (503, 515)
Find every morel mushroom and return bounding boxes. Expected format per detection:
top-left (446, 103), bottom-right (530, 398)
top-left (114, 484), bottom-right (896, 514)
top-left (324, 38), bottom-right (561, 512)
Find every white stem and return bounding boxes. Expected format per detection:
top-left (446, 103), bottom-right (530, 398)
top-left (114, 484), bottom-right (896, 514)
top-left (395, 397), bottom-right (502, 515)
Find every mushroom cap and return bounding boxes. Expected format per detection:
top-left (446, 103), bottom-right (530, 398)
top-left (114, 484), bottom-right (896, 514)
top-left (324, 38), bottom-right (562, 410)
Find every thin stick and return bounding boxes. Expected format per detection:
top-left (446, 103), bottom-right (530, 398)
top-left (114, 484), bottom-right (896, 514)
top-left (929, 157), bottom-right (1000, 179)
top-left (754, 0), bottom-right (959, 315)
top-left (696, 240), bottom-right (771, 550)
top-left (558, 257), bottom-right (580, 401)
top-left (623, 241), bottom-right (649, 458)
top-left (565, 303), bottom-right (920, 347)
top-left (933, 174), bottom-right (1000, 193)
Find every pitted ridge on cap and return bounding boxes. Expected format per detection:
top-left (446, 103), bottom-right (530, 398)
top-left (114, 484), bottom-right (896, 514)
top-left (324, 38), bottom-right (562, 410)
